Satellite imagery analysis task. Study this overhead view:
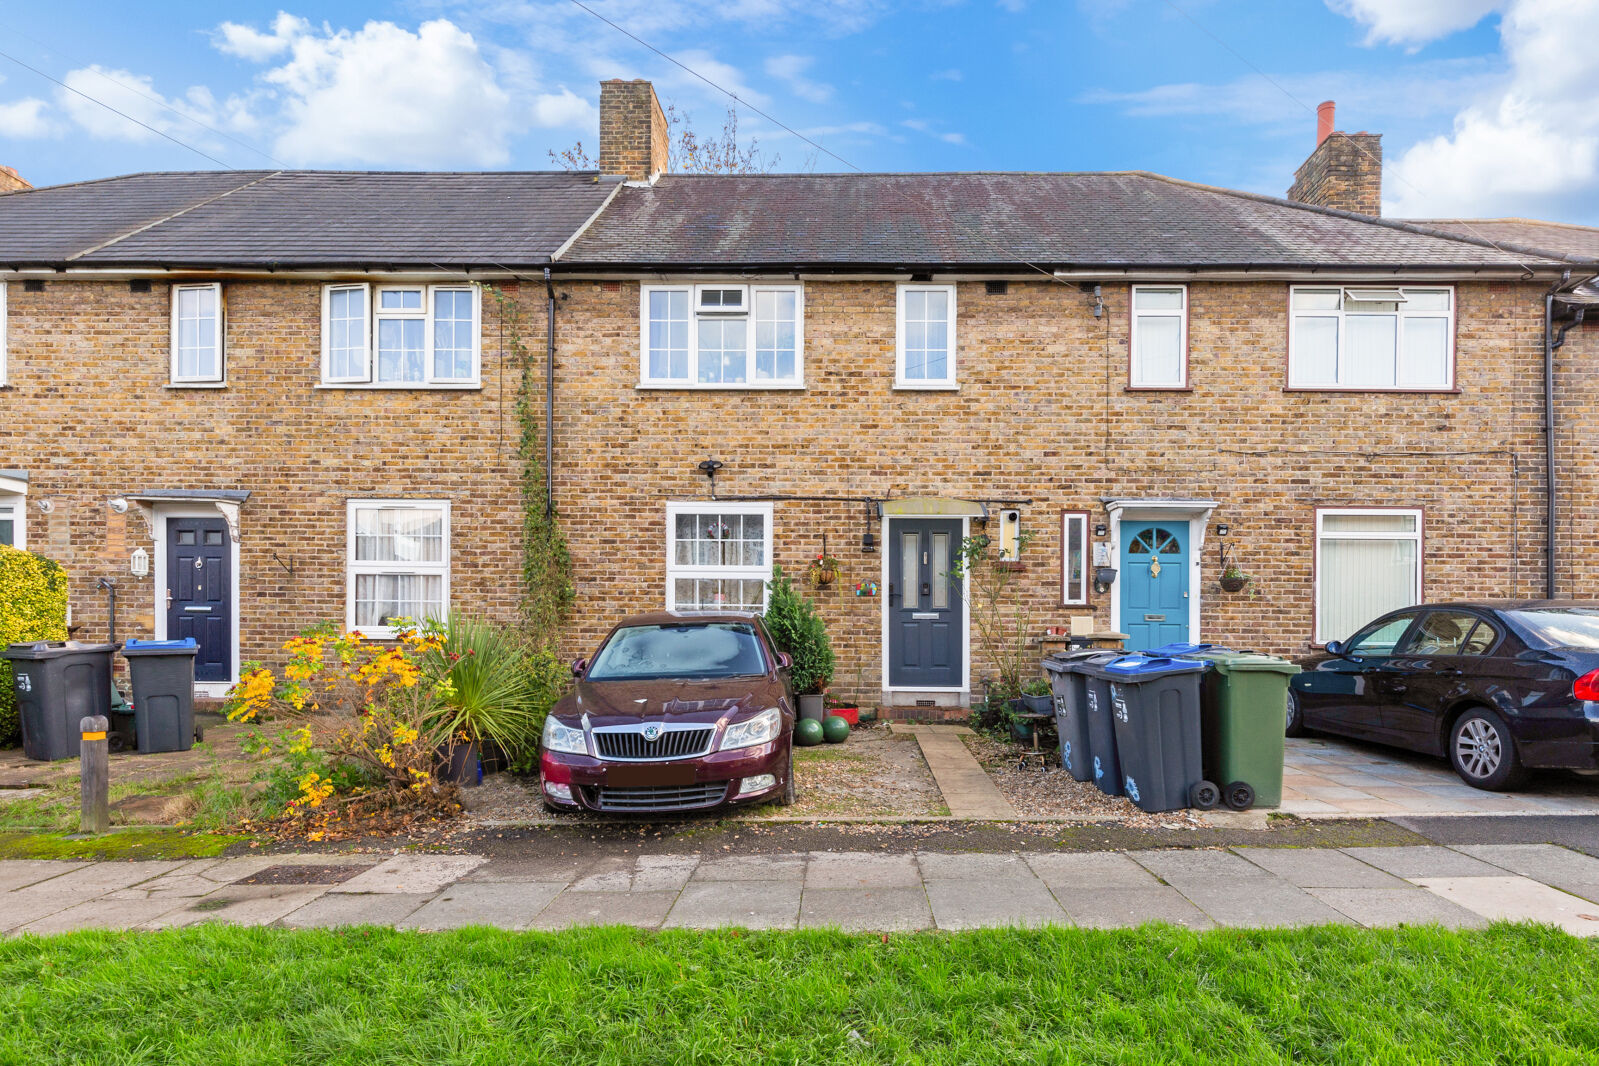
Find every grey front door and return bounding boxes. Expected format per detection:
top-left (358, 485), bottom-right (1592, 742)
top-left (166, 517), bottom-right (232, 683)
top-left (887, 518), bottom-right (963, 689)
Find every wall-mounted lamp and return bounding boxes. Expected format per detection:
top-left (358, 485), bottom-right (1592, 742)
top-left (861, 530), bottom-right (877, 553)
top-left (1094, 523), bottom-right (1108, 538)
top-left (35, 499), bottom-right (53, 514)
top-left (697, 457), bottom-right (723, 497)
top-left (129, 547), bottom-right (149, 577)
top-left (1215, 523), bottom-right (1230, 538)
top-left (108, 497), bottom-right (129, 514)
top-left (1093, 566), bottom-right (1118, 594)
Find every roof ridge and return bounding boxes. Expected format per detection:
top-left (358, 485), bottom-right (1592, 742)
top-left (22, 170), bottom-right (278, 194)
top-left (66, 172), bottom-right (283, 262)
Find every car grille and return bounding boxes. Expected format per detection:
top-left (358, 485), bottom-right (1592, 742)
top-left (588, 783), bottom-right (730, 812)
top-left (593, 726), bottom-right (715, 761)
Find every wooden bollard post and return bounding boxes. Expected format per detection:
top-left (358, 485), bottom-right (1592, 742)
top-left (79, 715), bottom-right (109, 835)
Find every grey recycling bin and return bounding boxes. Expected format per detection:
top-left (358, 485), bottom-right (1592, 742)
top-left (121, 638), bottom-right (199, 753)
top-left (1043, 650), bottom-right (1118, 783)
top-left (1098, 653), bottom-right (1212, 813)
top-left (1074, 651), bottom-right (1129, 797)
top-left (2, 641), bottom-right (114, 761)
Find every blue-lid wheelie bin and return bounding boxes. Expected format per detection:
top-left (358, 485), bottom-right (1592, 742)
top-left (1068, 650), bottom-right (1128, 797)
top-left (121, 638), bottom-right (200, 753)
top-left (1091, 653), bottom-right (1216, 812)
top-left (1043, 650), bottom-right (1116, 782)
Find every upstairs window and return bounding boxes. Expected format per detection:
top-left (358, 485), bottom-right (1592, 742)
top-left (171, 283), bottom-right (223, 384)
top-left (640, 283), bottom-right (803, 388)
top-left (1290, 286), bottom-right (1454, 390)
top-left (896, 283), bottom-right (957, 388)
top-left (321, 283), bottom-right (479, 387)
top-left (1130, 285), bottom-right (1187, 388)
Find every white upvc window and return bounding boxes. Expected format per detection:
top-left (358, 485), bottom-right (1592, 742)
top-left (639, 283), bottom-right (804, 388)
top-left (321, 283), bottom-right (480, 387)
top-left (1061, 511), bottom-right (1090, 606)
top-left (1315, 508), bottom-right (1423, 645)
top-left (665, 502), bottom-right (773, 613)
top-left (896, 283), bottom-right (957, 388)
top-left (0, 495), bottom-right (24, 549)
top-left (347, 499), bottom-right (450, 638)
top-left (171, 282), bottom-right (224, 384)
top-left (1290, 286), bottom-right (1454, 390)
top-left (1130, 285), bottom-right (1187, 388)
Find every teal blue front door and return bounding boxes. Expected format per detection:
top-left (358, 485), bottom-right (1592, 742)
top-left (1120, 522), bottom-right (1189, 652)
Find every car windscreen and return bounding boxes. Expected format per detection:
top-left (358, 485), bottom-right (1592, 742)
top-left (586, 623), bottom-right (769, 681)
top-left (1503, 608), bottom-right (1599, 650)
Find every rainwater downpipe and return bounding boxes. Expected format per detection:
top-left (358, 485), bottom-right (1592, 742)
top-left (1545, 272), bottom-right (1589, 598)
top-left (544, 266), bottom-right (556, 517)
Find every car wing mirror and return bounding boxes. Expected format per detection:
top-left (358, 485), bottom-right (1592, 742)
top-left (777, 652), bottom-right (793, 670)
top-left (1326, 640), bottom-right (1362, 663)
top-left (570, 658), bottom-right (587, 678)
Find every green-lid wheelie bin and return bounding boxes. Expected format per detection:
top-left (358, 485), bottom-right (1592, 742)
top-left (1144, 643), bottom-right (1301, 809)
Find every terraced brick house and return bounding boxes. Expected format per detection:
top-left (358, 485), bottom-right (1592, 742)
top-left (2, 84), bottom-right (1594, 710)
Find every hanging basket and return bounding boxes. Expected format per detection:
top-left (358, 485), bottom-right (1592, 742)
top-left (1219, 573), bottom-right (1250, 593)
top-left (808, 564), bottom-right (839, 587)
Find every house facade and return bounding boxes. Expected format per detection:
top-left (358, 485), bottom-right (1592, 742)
top-left (2, 83), bottom-right (1594, 709)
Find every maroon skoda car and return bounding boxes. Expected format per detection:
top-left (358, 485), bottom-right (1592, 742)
top-left (539, 612), bottom-right (797, 814)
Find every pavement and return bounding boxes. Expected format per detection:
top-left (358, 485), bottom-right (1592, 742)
top-left (9, 841), bottom-right (1599, 935)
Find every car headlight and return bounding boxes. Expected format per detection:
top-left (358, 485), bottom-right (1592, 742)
top-left (542, 716), bottom-right (588, 755)
top-left (719, 707), bottom-right (783, 751)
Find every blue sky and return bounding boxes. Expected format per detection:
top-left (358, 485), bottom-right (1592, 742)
top-left (0, 1), bottom-right (1594, 222)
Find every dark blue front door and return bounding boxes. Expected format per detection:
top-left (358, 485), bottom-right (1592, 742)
top-left (167, 517), bottom-right (232, 683)
top-left (888, 519), bottom-right (963, 689)
top-left (1120, 521), bottom-right (1189, 652)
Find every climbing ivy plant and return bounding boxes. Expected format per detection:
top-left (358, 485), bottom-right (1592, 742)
top-left (489, 285), bottom-right (574, 645)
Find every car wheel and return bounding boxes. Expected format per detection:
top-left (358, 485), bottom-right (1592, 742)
top-left (1449, 708), bottom-right (1525, 791)
top-left (1285, 689), bottom-right (1305, 738)
top-left (777, 741), bottom-right (796, 806)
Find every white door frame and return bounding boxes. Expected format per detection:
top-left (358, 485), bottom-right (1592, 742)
top-left (879, 513), bottom-right (972, 707)
top-left (1105, 499), bottom-right (1216, 645)
top-left (151, 503), bottom-right (241, 697)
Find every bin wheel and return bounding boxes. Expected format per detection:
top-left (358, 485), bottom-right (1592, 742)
top-left (1224, 781), bottom-right (1255, 811)
top-left (1189, 780), bottom-right (1221, 810)
top-left (107, 733), bottom-right (128, 754)
top-left (194, 725), bottom-right (206, 743)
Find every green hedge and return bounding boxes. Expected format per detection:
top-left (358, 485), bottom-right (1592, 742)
top-left (0, 546), bottom-right (69, 746)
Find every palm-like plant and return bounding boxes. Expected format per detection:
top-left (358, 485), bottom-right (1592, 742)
top-left (421, 615), bottom-right (542, 758)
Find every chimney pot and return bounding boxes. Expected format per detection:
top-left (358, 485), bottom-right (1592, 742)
top-left (1288, 103), bottom-right (1381, 216)
top-left (1316, 101), bottom-right (1336, 147)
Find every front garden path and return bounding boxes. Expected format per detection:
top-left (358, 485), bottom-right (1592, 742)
top-left (888, 723), bottom-right (1016, 819)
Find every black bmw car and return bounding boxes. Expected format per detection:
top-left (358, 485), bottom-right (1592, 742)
top-left (1288, 601), bottom-right (1599, 791)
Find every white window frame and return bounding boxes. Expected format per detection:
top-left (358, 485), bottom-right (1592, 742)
top-left (1130, 284), bottom-right (1188, 388)
top-left (638, 282), bottom-right (805, 389)
top-left (320, 283), bottom-right (481, 388)
top-left (1314, 507), bottom-right (1424, 645)
top-left (895, 283), bottom-right (958, 389)
top-left (1289, 285), bottom-right (1455, 391)
top-left (664, 501), bottom-right (774, 613)
top-left (0, 491), bottom-right (25, 550)
top-left (170, 282), bottom-right (224, 386)
top-left (1061, 510), bottom-right (1089, 606)
top-left (345, 499), bottom-right (451, 639)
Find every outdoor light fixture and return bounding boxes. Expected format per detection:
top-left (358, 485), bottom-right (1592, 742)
top-left (1094, 523), bottom-right (1108, 538)
top-left (697, 458), bottom-right (724, 479)
top-left (35, 499), bottom-right (53, 514)
top-left (1216, 523), bottom-right (1231, 537)
top-left (861, 503), bottom-right (877, 552)
top-left (108, 497), bottom-right (129, 514)
top-left (129, 547), bottom-right (149, 577)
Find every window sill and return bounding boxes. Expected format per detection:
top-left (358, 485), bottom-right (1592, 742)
top-left (165, 382), bottom-right (227, 389)
top-left (635, 381), bottom-right (806, 391)
top-left (317, 382), bottom-right (482, 391)
top-left (1284, 386), bottom-right (1460, 394)
top-left (893, 382), bottom-right (959, 392)
top-left (1125, 384), bottom-right (1192, 392)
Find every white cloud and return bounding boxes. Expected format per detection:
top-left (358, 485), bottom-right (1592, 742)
top-left (940, 131), bottom-right (966, 145)
top-left (1380, 0), bottom-right (1599, 216)
top-left (531, 88), bottom-right (597, 129)
top-left (0, 97), bottom-right (56, 138)
top-left (1327, 0), bottom-right (1504, 48)
top-left (257, 18), bottom-right (515, 166)
top-left (57, 66), bottom-right (230, 144)
top-left (662, 49), bottom-right (772, 109)
top-left (213, 12), bottom-right (312, 62)
top-left (765, 54), bottom-right (833, 103)
top-left (931, 68), bottom-right (963, 81)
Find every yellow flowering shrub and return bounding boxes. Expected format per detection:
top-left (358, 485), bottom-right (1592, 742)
top-left (0, 546), bottom-right (69, 747)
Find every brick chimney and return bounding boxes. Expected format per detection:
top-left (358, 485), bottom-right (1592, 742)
top-left (1287, 101), bottom-right (1382, 216)
top-left (598, 79), bottom-right (669, 182)
top-left (0, 166), bottom-right (31, 194)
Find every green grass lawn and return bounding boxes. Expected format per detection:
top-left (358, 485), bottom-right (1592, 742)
top-left (3, 924), bottom-right (1596, 1064)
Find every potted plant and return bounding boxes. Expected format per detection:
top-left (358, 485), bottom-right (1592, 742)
top-left (825, 693), bottom-right (859, 727)
top-left (1219, 565), bottom-right (1251, 593)
top-left (807, 550), bottom-right (841, 589)
top-left (765, 565), bottom-right (835, 722)
top-left (1018, 677), bottom-right (1053, 714)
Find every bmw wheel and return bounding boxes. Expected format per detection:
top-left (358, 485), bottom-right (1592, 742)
top-left (1285, 689), bottom-right (1305, 738)
top-left (1449, 708), bottom-right (1525, 791)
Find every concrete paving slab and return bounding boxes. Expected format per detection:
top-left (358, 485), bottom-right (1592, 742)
top-left (145, 886), bottom-right (331, 929)
top-left (799, 887), bottom-right (933, 931)
top-left (1341, 846), bottom-right (1503, 879)
top-left (16, 897), bottom-right (188, 935)
top-left (1412, 875), bottom-right (1599, 937)
top-left (917, 852), bottom-right (1036, 881)
top-left (532, 890), bottom-right (680, 930)
top-left (1451, 844), bottom-right (1599, 902)
top-left (280, 892), bottom-right (435, 928)
top-left (1174, 882), bottom-right (1353, 929)
top-left (690, 854), bottom-right (806, 881)
top-left (1234, 847), bottom-right (1408, 888)
top-left (0, 892), bottom-right (89, 934)
top-left (329, 855), bottom-right (486, 894)
top-left (805, 852), bottom-right (921, 889)
top-left (13, 860), bottom-right (190, 896)
top-left (1306, 887), bottom-right (1486, 929)
top-left (0, 860), bottom-right (73, 892)
top-left (571, 855), bottom-right (699, 893)
top-left (1057, 887), bottom-right (1214, 930)
top-left (1024, 851), bottom-right (1163, 890)
top-left (925, 877), bottom-right (1066, 930)
top-left (196, 856), bottom-right (310, 883)
top-left (911, 729), bottom-right (1017, 819)
top-left (665, 881), bottom-right (802, 930)
top-left (399, 881), bottom-right (565, 931)
top-left (459, 856), bottom-right (594, 883)
top-left (1130, 849), bottom-right (1277, 886)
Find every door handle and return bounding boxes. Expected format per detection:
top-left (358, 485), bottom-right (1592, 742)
top-left (165, 589), bottom-right (173, 609)
top-left (921, 582), bottom-right (930, 598)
